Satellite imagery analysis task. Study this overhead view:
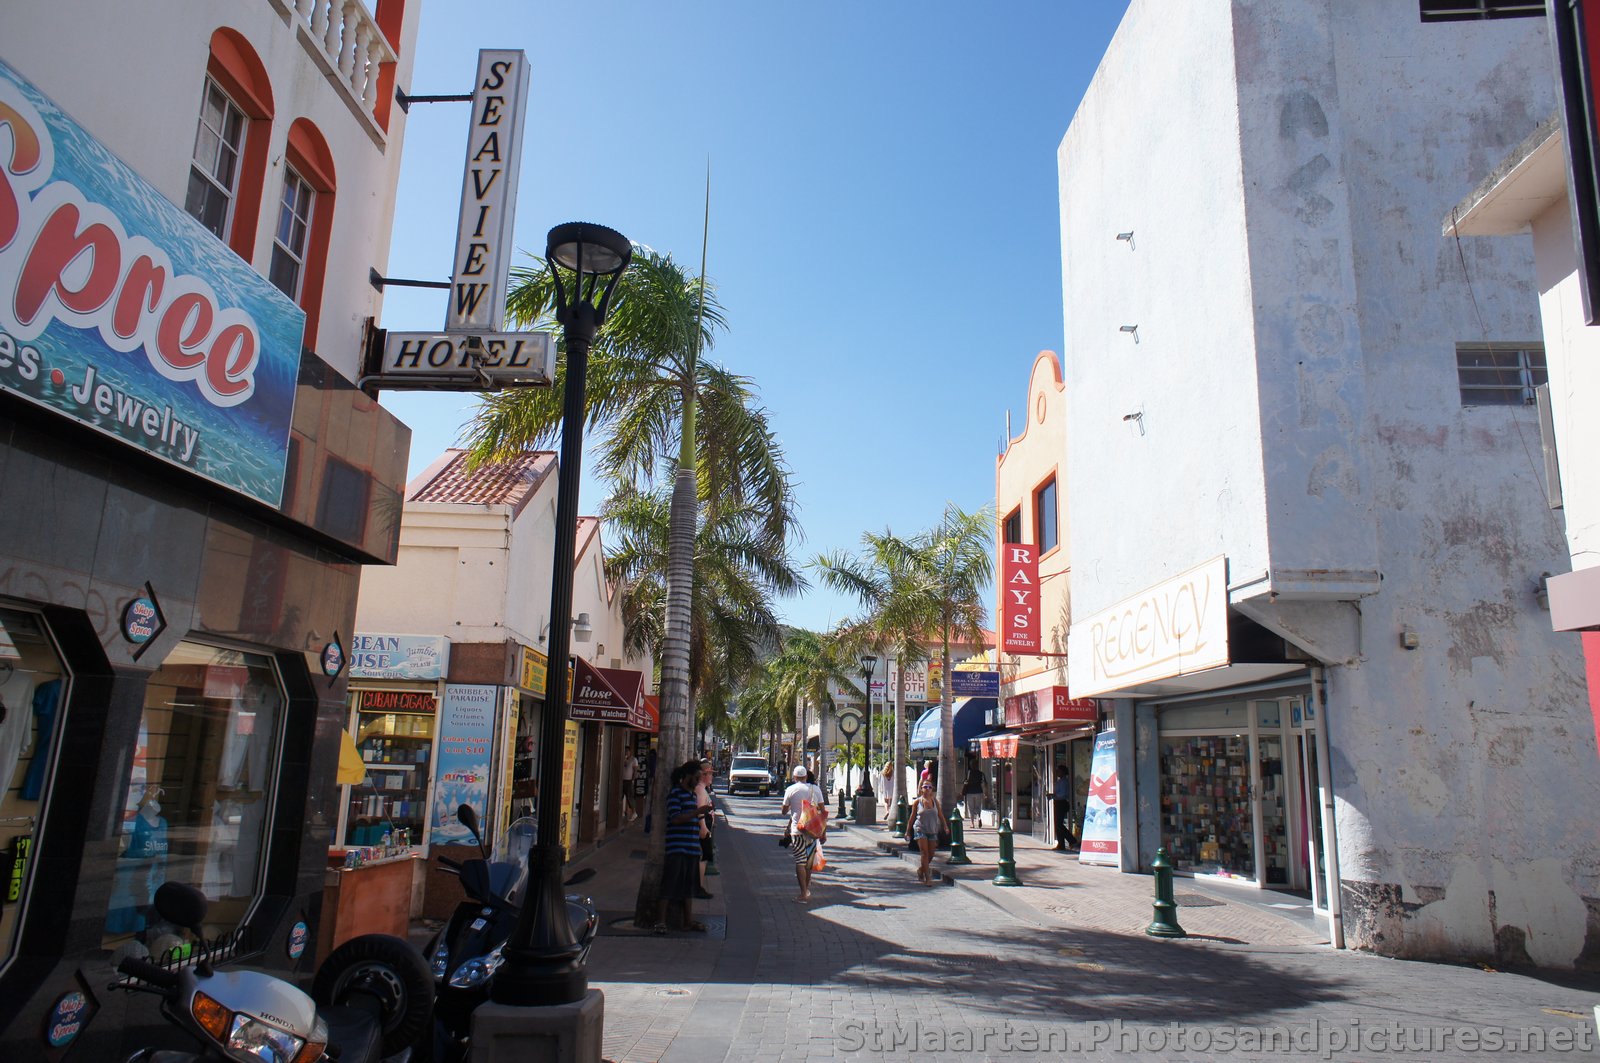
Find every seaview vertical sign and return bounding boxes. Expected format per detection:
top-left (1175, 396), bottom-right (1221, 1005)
top-left (446, 50), bottom-right (530, 332)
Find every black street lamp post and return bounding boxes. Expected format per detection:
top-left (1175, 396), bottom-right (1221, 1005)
top-left (853, 653), bottom-right (879, 823)
top-left (491, 222), bottom-right (631, 1008)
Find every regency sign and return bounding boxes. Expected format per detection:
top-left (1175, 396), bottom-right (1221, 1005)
top-left (1067, 556), bottom-right (1229, 698)
top-left (0, 60), bottom-right (303, 506)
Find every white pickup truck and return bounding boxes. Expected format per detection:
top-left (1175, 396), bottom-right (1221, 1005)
top-left (727, 754), bottom-right (776, 796)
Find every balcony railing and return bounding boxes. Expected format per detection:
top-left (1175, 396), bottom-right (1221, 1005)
top-left (282, 0), bottom-right (397, 133)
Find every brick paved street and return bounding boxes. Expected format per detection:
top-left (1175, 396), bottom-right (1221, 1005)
top-left (567, 793), bottom-right (1600, 1062)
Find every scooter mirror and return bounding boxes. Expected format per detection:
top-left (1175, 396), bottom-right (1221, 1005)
top-left (153, 882), bottom-right (209, 935)
top-left (563, 867), bottom-right (596, 887)
top-left (457, 804), bottom-right (487, 858)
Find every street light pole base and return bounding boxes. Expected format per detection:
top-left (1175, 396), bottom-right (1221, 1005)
top-left (472, 989), bottom-right (605, 1063)
top-left (852, 794), bottom-right (878, 825)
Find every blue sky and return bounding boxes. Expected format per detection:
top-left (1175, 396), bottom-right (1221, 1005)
top-left (377, 1), bottom-right (1131, 634)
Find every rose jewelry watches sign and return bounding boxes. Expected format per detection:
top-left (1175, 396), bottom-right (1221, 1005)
top-left (359, 50), bottom-right (554, 393)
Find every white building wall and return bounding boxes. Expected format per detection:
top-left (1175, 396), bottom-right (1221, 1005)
top-left (1060, 0), bottom-right (1599, 967)
top-left (5, 0), bottom-right (416, 380)
top-left (1531, 199), bottom-right (1600, 572)
top-left (1059, 0), bottom-right (1269, 612)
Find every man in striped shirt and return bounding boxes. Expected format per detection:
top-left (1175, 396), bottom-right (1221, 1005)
top-left (663, 759), bottom-right (708, 932)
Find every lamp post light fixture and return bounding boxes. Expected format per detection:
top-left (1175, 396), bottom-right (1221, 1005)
top-left (854, 653), bottom-right (879, 824)
top-left (491, 222), bottom-right (631, 1009)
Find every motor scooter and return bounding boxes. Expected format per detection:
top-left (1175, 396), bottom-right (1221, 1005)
top-left (424, 804), bottom-right (597, 1062)
top-left (113, 881), bottom-right (433, 1062)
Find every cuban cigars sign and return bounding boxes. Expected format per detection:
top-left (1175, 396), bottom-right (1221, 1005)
top-left (1001, 543), bottom-right (1041, 654)
top-left (1067, 556), bottom-right (1229, 698)
top-left (446, 50), bottom-right (530, 332)
top-left (0, 60), bottom-right (302, 506)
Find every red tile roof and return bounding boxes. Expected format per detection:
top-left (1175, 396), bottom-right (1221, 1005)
top-left (406, 449), bottom-right (556, 517)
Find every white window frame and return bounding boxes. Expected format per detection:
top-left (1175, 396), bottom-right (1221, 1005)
top-left (269, 166), bottom-right (315, 301)
top-left (187, 77), bottom-right (248, 241)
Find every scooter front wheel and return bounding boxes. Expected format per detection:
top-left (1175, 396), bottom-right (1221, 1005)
top-left (312, 933), bottom-right (434, 1058)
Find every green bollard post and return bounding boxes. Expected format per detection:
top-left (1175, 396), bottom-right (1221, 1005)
top-left (946, 806), bottom-right (972, 865)
top-left (993, 818), bottom-right (1021, 886)
top-left (893, 794), bottom-right (909, 837)
top-left (1145, 847), bottom-right (1187, 938)
top-left (838, 787), bottom-right (849, 820)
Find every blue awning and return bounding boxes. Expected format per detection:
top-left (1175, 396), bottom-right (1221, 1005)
top-left (909, 698), bottom-right (995, 752)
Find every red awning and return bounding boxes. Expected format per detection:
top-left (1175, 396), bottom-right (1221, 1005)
top-left (979, 734), bottom-right (1019, 759)
top-left (639, 694), bottom-right (661, 734)
top-left (569, 658), bottom-right (652, 730)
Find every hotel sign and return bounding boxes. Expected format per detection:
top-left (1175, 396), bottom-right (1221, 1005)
top-left (447, 50), bottom-right (529, 333)
top-left (1068, 556), bottom-right (1229, 697)
top-left (376, 330), bottom-right (554, 387)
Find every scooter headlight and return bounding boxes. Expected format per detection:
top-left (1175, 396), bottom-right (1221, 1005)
top-left (430, 939), bottom-right (451, 979)
top-left (447, 944), bottom-right (506, 988)
top-left (223, 1012), bottom-right (305, 1063)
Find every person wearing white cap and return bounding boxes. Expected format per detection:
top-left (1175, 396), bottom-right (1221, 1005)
top-left (781, 765), bottom-right (826, 902)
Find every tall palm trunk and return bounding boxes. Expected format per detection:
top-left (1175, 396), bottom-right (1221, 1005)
top-left (892, 665), bottom-right (907, 817)
top-left (937, 617), bottom-right (956, 820)
top-left (632, 410), bottom-right (698, 926)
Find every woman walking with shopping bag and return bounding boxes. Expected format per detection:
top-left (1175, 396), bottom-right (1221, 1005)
top-left (781, 766), bottom-right (827, 902)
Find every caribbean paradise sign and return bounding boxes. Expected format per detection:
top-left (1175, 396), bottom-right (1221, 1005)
top-left (0, 60), bottom-right (302, 506)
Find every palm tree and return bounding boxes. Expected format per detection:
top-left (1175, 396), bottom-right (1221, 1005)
top-left (816, 537), bottom-right (937, 819)
top-left (821, 504), bottom-right (993, 818)
top-left (462, 248), bottom-right (798, 926)
top-left (759, 628), bottom-right (857, 789)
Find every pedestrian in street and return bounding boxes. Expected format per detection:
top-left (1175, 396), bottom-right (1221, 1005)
top-left (696, 759), bottom-right (716, 899)
top-left (662, 760), bottom-right (708, 931)
top-left (906, 783), bottom-right (941, 885)
top-left (881, 759), bottom-right (894, 813)
top-left (1052, 769), bottom-right (1075, 851)
top-left (781, 765), bottom-right (826, 903)
top-left (962, 758), bottom-right (986, 823)
top-left (918, 760), bottom-right (932, 791)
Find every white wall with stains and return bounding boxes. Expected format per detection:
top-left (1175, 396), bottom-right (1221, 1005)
top-left (1060, 0), bottom-right (1599, 967)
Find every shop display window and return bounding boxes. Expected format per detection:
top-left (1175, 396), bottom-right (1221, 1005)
top-left (0, 607), bottom-right (70, 971)
top-left (343, 691), bottom-right (435, 846)
top-left (102, 643), bottom-right (284, 959)
top-left (1158, 734), bottom-right (1256, 878)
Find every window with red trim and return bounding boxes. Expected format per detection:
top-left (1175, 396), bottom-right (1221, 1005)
top-left (280, 119), bottom-right (336, 348)
top-left (184, 79), bottom-right (246, 240)
top-left (269, 167), bottom-right (315, 300)
top-left (1002, 507), bottom-right (1022, 545)
top-left (196, 29), bottom-right (273, 261)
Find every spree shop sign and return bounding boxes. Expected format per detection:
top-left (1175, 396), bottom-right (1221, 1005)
top-left (0, 61), bottom-right (302, 506)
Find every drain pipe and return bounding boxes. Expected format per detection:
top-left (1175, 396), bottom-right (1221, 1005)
top-left (1312, 665), bottom-right (1345, 949)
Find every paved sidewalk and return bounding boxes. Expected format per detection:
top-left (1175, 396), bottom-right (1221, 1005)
top-left (868, 815), bottom-right (1329, 947)
top-left (541, 796), bottom-right (1600, 1062)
